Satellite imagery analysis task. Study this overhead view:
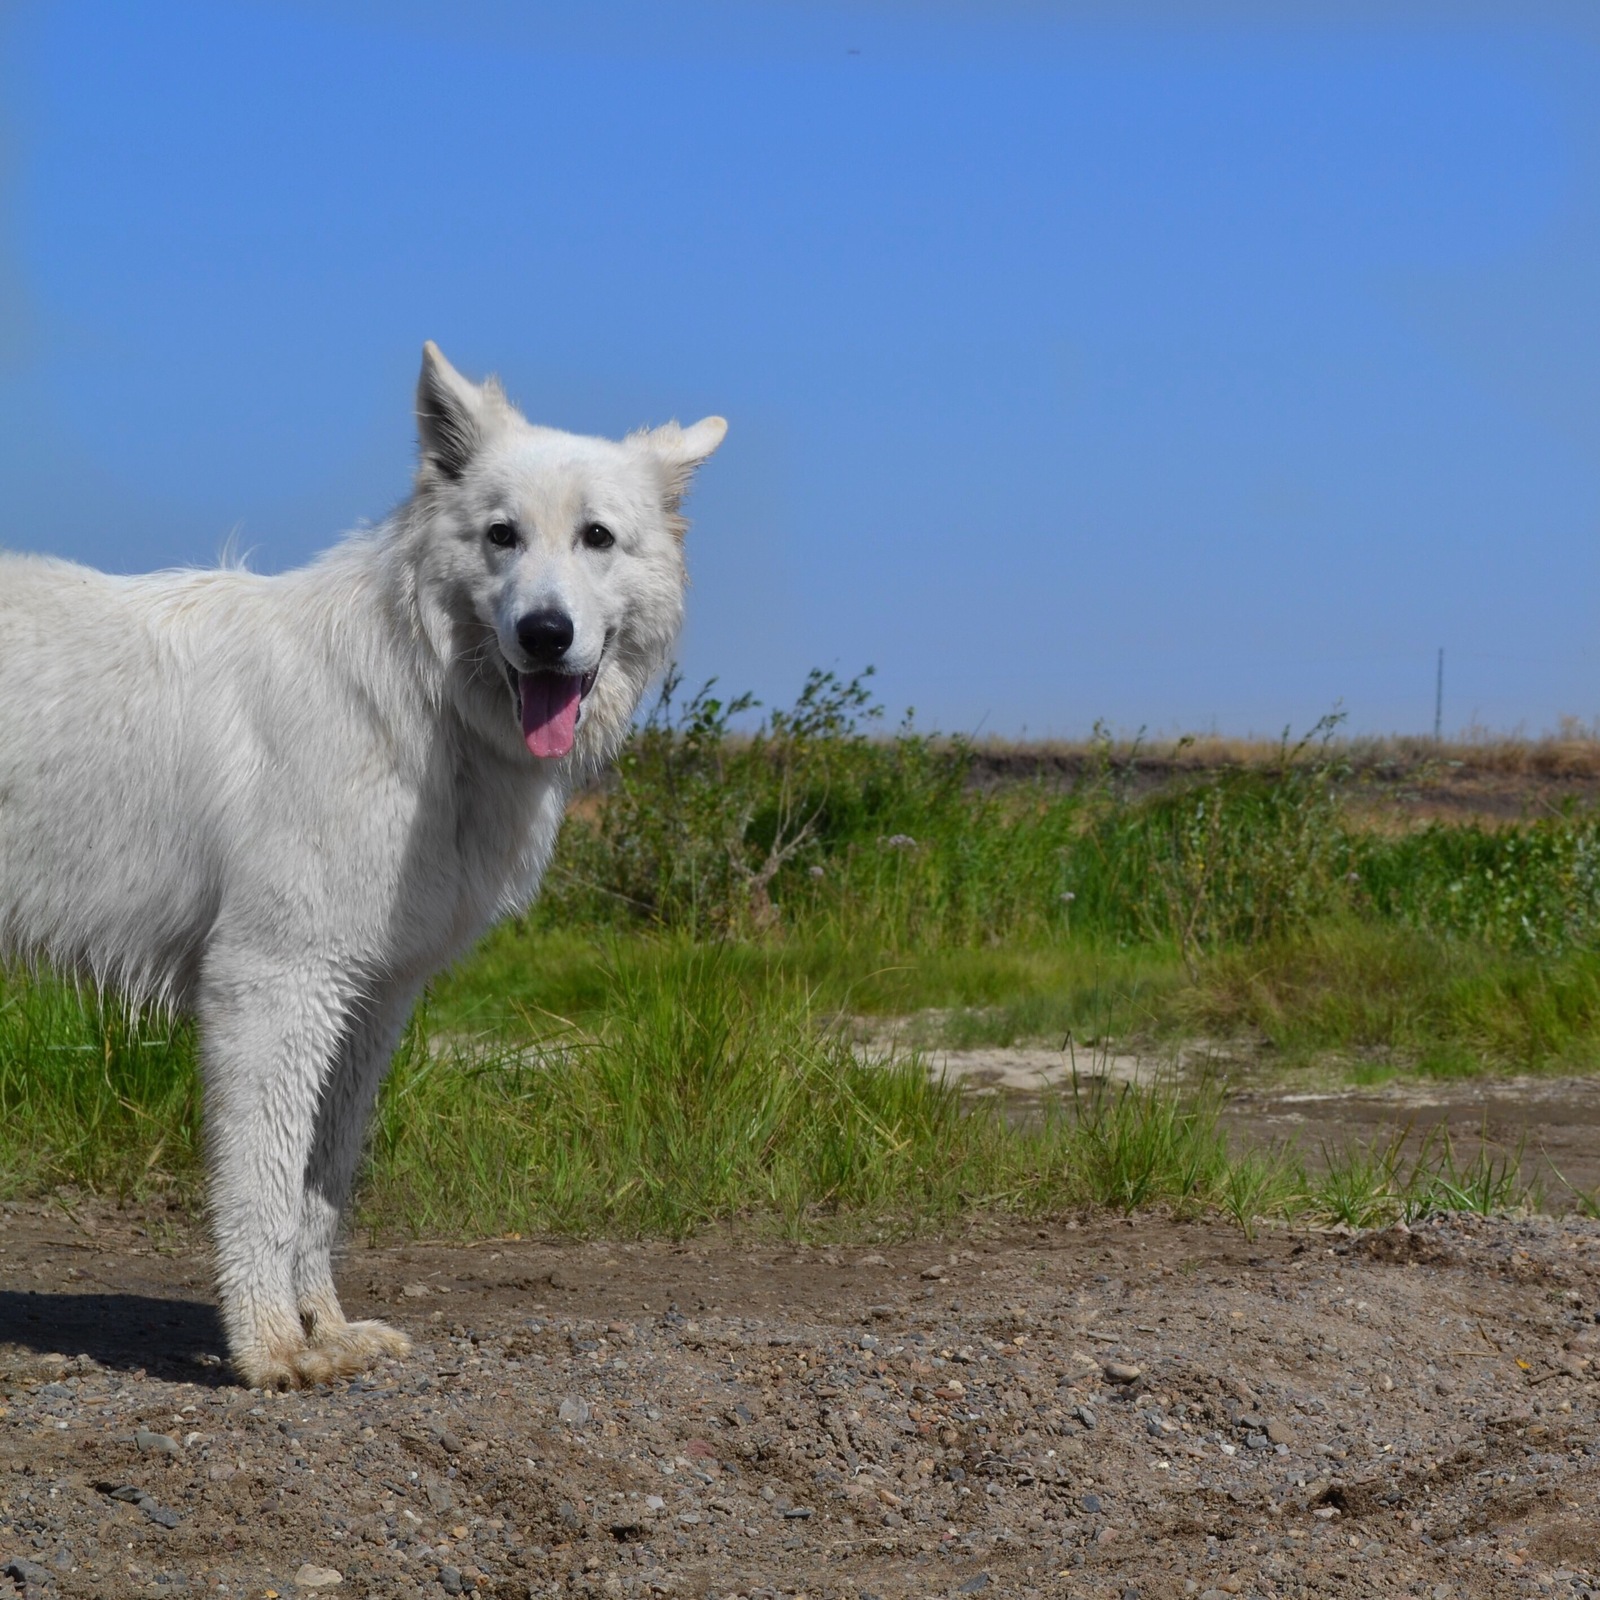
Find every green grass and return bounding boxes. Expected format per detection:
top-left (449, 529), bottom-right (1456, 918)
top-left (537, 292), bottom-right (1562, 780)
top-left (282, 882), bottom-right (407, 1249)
top-left (0, 976), bottom-right (200, 1199)
top-left (0, 949), bottom-right (1570, 1237)
top-left (1182, 922), bottom-right (1600, 1075)
top-left (432, 925), bottom-right (1184, 1044)
top-left (4, 668), bottom-right (1600, 1235)
top-left (436, 919), bottom-right (1600, 1080)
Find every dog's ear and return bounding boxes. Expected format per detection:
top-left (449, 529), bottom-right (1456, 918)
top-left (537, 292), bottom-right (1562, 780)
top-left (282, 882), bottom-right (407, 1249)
top-left (637, 416), bottom-right (728, 523)
top-left (416, 342), bottom-right (505, 481)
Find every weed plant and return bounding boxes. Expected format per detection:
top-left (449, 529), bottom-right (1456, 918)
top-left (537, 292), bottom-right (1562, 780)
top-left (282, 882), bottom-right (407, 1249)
top-left (538, 672), bottom-right (1600, 960)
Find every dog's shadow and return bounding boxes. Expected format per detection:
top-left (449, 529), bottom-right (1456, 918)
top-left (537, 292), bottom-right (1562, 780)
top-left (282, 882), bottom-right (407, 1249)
top-left (0, 1290), bottom-right (232, 1387)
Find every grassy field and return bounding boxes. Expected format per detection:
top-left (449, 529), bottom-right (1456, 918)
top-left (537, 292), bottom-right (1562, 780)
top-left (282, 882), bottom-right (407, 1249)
top-left (5, 668), bottom-right (1600, 1235)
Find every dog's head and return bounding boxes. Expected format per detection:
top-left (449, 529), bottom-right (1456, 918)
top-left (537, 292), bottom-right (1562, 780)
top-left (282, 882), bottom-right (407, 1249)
top-left (406, 342), bottom-right (724, 769)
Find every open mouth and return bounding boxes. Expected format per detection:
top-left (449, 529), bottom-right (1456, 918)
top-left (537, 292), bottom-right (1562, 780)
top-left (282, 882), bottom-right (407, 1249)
top-left (509, 664), bottom-right (599, 759)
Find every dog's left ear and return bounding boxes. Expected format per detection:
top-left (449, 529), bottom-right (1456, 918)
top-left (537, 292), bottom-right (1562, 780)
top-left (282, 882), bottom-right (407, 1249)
top-left (416, 341), bottom-right (507, 482)
top-left (638, 416), bottom-right (728, 520)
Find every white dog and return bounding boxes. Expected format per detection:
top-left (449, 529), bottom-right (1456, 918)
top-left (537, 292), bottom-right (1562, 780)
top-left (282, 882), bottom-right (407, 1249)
top-left (0, 345), bottom-right (725, 1387)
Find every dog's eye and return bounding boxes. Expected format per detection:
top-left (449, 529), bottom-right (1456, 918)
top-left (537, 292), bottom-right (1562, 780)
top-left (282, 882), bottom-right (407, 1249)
top-left (486, 520), bottom-right (518, 549)
top-left (581, 522), bottom-right (616, 551)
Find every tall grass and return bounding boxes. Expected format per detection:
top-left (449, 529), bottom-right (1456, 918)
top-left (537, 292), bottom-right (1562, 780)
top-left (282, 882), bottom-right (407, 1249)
top-left (447, 670), bottom-right (1600, 1077)
top-left (4, 667), bottom-right (1600, 1233)
top-left (538, 672), bottom-right (1600, 960)
top-left (0, 953), bottom-right (1565, 1235)
top-left (0, 974), bottom-right (200, 1198)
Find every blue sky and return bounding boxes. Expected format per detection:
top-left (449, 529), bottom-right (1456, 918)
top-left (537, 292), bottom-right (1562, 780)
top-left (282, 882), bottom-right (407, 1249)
top-left (2, 2), bottom-right (1598, 738)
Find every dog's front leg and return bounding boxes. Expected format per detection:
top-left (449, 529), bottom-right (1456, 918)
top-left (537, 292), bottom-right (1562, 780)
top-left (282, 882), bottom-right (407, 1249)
top-left (293, 982), bottom-right (420, 1372)
top-left (198, 951), bottom-right (352, 1389)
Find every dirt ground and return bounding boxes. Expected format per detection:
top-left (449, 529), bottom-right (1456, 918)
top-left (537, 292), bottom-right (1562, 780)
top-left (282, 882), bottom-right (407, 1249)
top-left (1217, 1076), bottom-right (1600, 1202)
top-left (5, 1204), bottom-right (1600, 1599)
top-left (965, 744), bottom-right (1600, 827)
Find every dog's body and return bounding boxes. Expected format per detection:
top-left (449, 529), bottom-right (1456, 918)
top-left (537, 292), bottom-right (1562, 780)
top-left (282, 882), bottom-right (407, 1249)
top-left (0, 346), bottom-right (724, 1385)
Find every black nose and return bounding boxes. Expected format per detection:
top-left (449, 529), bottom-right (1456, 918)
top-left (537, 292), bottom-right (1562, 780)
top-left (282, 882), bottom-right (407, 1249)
top-left (516, 608), bottom-right (574, 664)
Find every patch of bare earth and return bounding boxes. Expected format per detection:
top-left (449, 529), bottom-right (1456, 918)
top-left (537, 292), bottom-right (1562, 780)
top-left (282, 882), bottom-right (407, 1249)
top-left (4, 1203), bottom-right (1600, 1599)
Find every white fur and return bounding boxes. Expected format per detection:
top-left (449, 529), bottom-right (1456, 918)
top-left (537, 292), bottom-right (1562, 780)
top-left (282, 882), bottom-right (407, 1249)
top-left (0, 344), bottom-right (725, 1387)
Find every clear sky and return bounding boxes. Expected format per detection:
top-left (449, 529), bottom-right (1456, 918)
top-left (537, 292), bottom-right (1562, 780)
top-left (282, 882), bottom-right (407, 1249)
top-left (2, 1), bottom-right (1598, 738)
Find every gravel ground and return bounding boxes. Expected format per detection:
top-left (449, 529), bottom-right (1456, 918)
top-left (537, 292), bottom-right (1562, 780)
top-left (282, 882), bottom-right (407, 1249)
top-left (3, 1202), bottom-right (1600, 1599)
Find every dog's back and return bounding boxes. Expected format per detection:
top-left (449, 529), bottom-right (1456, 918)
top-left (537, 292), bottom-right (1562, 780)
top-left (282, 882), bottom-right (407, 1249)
top-left (0, 553), bottom-right (232, 1003)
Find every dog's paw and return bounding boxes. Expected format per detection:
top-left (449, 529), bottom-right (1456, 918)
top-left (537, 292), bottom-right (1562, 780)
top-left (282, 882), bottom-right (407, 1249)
top-left (233, 1320), bottom-right (409, 1389)
top-left (232, 1341), bottom-right (319, 1392)
top-left (311, 1317), bottom-right (413, 1367)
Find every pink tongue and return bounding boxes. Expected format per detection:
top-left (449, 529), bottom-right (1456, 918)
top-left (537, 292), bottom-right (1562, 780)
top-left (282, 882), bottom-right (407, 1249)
top-left (519, 672), bottom-right (582, 758)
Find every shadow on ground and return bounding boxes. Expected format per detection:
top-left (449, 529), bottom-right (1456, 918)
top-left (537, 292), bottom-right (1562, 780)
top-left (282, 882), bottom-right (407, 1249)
top-left (0, 1289), bottom-right (227, 1384)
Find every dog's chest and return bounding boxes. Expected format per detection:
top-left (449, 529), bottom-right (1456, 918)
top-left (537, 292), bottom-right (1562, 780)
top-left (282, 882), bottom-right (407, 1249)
top-left (390, 753), bottom-right (562, 973)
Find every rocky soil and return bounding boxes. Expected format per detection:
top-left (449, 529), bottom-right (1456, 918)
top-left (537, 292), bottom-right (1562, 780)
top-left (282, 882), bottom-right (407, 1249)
top-left (4, 1202), bottom-right (1600, 1599)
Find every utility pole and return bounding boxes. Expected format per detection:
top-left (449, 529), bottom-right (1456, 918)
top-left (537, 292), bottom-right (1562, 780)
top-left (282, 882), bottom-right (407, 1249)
top-left (1434, 648), bottom-right (1444, 742)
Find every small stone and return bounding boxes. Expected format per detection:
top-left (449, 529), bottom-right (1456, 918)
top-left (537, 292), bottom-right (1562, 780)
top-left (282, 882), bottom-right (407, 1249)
top-left (1080, 1493), bottom-right (1103, 1514)
top-left (401, 1283), bottom-right (432, 1298)
top-left (292, 1565), bottom-right (343, 1590)
top-left (557, 1397), bottom-right (591, 1426)
top-left (1244, 1431), bottom-right (1270, 1450)
top-left (645, 1495), bottom-right (666, 1511)
top-left (957, 1573), bottom-right (990, 1593)
top-left (135, 1428), bottom-right (180, 1456)
top-left (781, 1506), bottom-right (813, 1519)
top-left (437, 1430), bottom-right (463, 1454)
top-left (857, 1253), bottom-right (889, 1268)
top-left (439, 1567), bottom-right (463, 1596)
top-left (920, 1265), bottom-right (945, 1280)
top-left (1102, 1361), bottom-right (1142, 1385)
top-left (1266, 1419), bottom-right (1295, 1446)
top-left (1075, 1405), bottom-right (1097, 1430)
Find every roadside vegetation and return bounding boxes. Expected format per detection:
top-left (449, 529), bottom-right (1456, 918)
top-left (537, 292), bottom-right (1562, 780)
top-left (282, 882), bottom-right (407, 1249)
top-left (5, 667), bottom-right (1600, 1233)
